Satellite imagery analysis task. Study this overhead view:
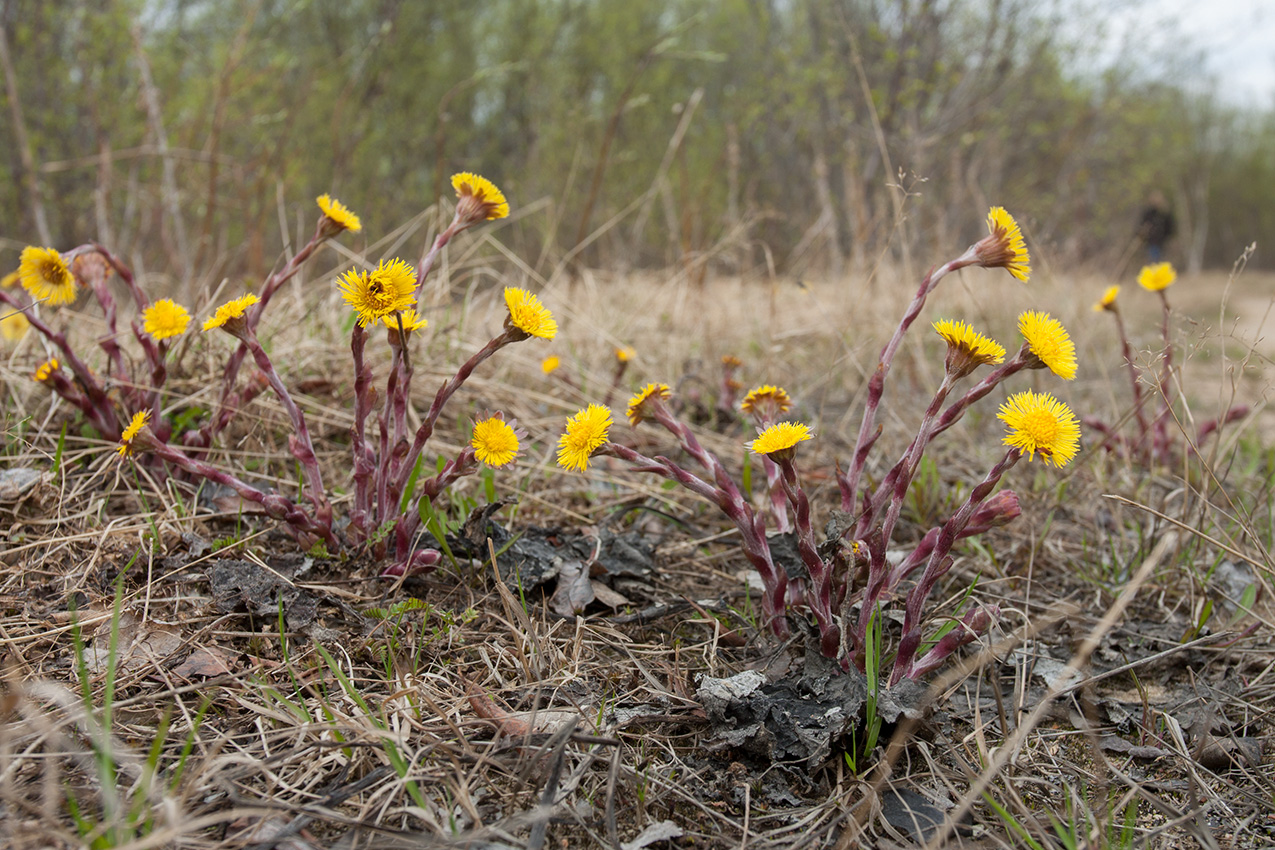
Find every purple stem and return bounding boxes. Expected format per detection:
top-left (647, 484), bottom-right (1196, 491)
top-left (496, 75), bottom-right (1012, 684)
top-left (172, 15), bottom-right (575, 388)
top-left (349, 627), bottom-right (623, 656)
top-left (840, 253), bottom-right (975, 518)
top-left (142, 437), bottom-right (338, 550)
top-left (349, 324), bottom-right (376, 542)
top-left (1, 291), bottom-right (120, 438)
top-left (391, 330), bottom-right (515, 502)
top-left (887, 449), bottom-right (1020, 684)
top-left (243, 329), bottom-right (332, 531)
top-left (602, 442), bottom-right (790, 637)
top-left (774, 455), bottom-right (841, 662)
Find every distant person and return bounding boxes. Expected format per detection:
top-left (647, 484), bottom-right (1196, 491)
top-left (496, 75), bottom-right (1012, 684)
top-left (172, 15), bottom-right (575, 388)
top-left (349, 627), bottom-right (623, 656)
top-left (1137, 190), bottom-right (1176, 263)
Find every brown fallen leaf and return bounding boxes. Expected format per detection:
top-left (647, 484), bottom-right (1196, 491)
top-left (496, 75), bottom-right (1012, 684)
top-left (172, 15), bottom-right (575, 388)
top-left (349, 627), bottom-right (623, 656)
top-left (173, 646), bottom-right (235, 679)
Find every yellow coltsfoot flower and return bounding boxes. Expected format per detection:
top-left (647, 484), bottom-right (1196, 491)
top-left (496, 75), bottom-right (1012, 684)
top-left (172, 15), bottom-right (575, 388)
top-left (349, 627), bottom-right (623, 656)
top-left (1093, 285), bottom-right (1120, 312)
top-left (974, 207), bottom-right (1031, 282)
top-left (1018, 310), bottom-right (1077, 380)
top-left (202, 294), bottom-right (260, 332)
top-left (1137, 262), bottom-right (1176, 292)
top-left (118, 410), bottom-right (151, 458)
top-left (19, 246), bottom-right (78, 306)
top-left (933, 318), bottom-right (1005, 378)
top-left (33, 358), bottom-right (59, 382)
top-left (998, 390), bottom-right (1080, 467)
top-left (749, 421), bottom-right (813, 462)
top-left (452, 172), bottom-right (509, 223)
top-left (339, 258), bottom-right (416, 327)
top-left (143, 299), bottom-right (192, 341)
top-left (471, 417), bottom-right (520, 467)
top-left (2, 309), bottom-right (30, 341)
top-left (541, 355), bottom-right (561, 375)
top-left (380, 308), bottom-right (428, 333)
top-left (626, 383), bottom-right (671, 426)
top-left (615, 346), bottom-right (636, 363)
top-left (316, 194), bottom-right (362, 234)
top-left (504, 287), bottom-right (557, 340)
top-left (557, 404), bottom-right (613, 471)
top-left (741, 385), bottom-right (794, 424)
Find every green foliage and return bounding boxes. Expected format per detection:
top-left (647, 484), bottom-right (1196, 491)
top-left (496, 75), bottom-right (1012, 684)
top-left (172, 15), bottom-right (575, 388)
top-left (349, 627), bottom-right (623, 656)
top-left (3, 1), bottom-right (1268, 273)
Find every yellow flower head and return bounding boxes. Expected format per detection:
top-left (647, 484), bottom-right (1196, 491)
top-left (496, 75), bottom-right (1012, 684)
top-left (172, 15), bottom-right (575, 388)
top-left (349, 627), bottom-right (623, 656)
top-left (1093, 285), bottom-right (1120, 312)
top-left (143, 299), bottom-right (192, 341)
top-left (451, 172), bottom-right (509, 223)
top-left (33, 358), bottom-right (59, 382)
top-left (380, 308), bottom-right (428, 333)
top-left (627, 383), bottom-right (671, 426)
top-left (542, 355), bottom-right (561, 375)
top-left (118, 410), bottom-right (151, 458)
top-left (749, 421), bottom-right (813, 460)
top-left (998, 390), bottom-right (1080, 467)
top-left (933, 318), bottom-right (1005, 378)
top-left (339, 258), bottom-right (417, 327)
top-left (557, 404), bottom-right (613, 472)
top-left (741, 385), bottom-right (794, 423)
top-left (1, 270), bottom-right (19, 288)
top-left (1018, 310), bottom-right (1077, 380)
top-left (504, 287), bottom-right (557, 340)
top-left (2, 308), bottom-right (30, 341)
top-left (19, 246), bottom-right (78, 305)
top-left (1137, 262), bottom-right (1176, 292)
top-left (202, 294), bottom-right (260, 331)
top-left (615, 346), bottom-right (636, 364)
top-left (975, 207), bottom-right (1031, 282)
top-left (471, 417), bottom-right (520, 467)
top-left (316, 194), bottom-right (362, 234)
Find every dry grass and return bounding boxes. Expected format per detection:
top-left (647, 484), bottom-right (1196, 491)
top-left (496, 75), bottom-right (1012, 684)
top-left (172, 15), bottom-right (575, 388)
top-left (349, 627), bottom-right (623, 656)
top-left (3, 242), bottom-right (1275, 849)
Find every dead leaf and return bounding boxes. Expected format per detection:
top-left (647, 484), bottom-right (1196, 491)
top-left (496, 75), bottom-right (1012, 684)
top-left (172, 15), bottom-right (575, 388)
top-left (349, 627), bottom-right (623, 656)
top-left (173, 646), bottom-right (234, 678)
top-left (549, 559), bottom-right (593, 617)
top-left (589, 580), bottom-right (631, 609)
top-left (621, 820), bottom-right (683, 850)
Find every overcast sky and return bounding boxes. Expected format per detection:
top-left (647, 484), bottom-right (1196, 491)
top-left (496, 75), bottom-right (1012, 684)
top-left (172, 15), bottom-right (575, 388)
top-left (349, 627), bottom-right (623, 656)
top-left (1108, 0), bottom-right (1275, 104)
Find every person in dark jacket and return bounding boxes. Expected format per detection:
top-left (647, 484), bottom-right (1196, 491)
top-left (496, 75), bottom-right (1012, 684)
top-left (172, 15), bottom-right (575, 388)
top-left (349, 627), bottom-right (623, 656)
top-left (1138, 190), bottom-right (1176, 262)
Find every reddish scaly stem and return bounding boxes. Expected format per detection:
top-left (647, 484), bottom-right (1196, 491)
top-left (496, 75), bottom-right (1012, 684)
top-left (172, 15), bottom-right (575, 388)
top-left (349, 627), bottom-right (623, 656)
top-left (391, 330), bottom-right (516, 503)
top-left (774, 455), bottom-right (841, 663)
top-left (133, 429), bottom-right (337, 551)
top-left (1109, 307), bottom-right (1150, 445)
top-left (887, 449), bottom-right (1019, 684)
top-left (243, 328), bottom-right (332, 532)
top-left (0, 290), bottom-right (119, 438)
top-left (349, 324), bottom-right (376, 542)
top-left (601, 442), bottom-right (790, 637)
top-left (841, 251), bottom-right (976, 516)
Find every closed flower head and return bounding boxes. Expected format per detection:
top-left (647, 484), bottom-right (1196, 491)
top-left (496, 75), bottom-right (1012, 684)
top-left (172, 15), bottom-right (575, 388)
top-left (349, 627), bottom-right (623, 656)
top-left (143, 299), bottom-right (192, 341)
top-left (19, 246), bottom-right (78, 306)
top-left (627, 383), bottom-right (671, 426)
top-left (118, 410), bottom-right (151, 458)
top-left (615, 346), bottom-right (636, 363)
top-left (749, 421), bottom-right (813, 461)
top-left (975, 207), bottom-right (1031, 282)
top-left (1093, 285), bottom-right (1120, 312)
top-left (316, 194), bottom-right (362, 235)
top-left (202, 294), bottom-right (260, 334)
top-left (933, 318), bottom-right (1005, 378)
top-left (472, 417), bottom-right (520, 467)
top-left (542, 355), bottom-right (561, 374)
top-left (1, 270), bottom-right (20, 288)
top-left (33, 358), bottom-right (59, 382)
top-left (339, 258), bottom-right (416, 327)
top-left (557, 404), bottom-right (613, 472)
top-left (998, 390), bottom-right (1080, 467)
top-left (1137, 262), bottom-right (1176, 292)
top-left (504, 287), bottom-right (557, 340)
top-left (1018, 310), bottom-right (1077, 380)
top-left (452, 172), bottom-right (509, 224)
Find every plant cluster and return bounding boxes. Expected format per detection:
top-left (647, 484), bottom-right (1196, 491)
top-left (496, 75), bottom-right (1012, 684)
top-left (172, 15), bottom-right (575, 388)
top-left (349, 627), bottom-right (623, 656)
top-left (4, 173), bottom-right (549, 577)
top-left (555, 209), bottom-right (1082, 682)
top-left (1086, 262), bottom-right (1247, 464)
